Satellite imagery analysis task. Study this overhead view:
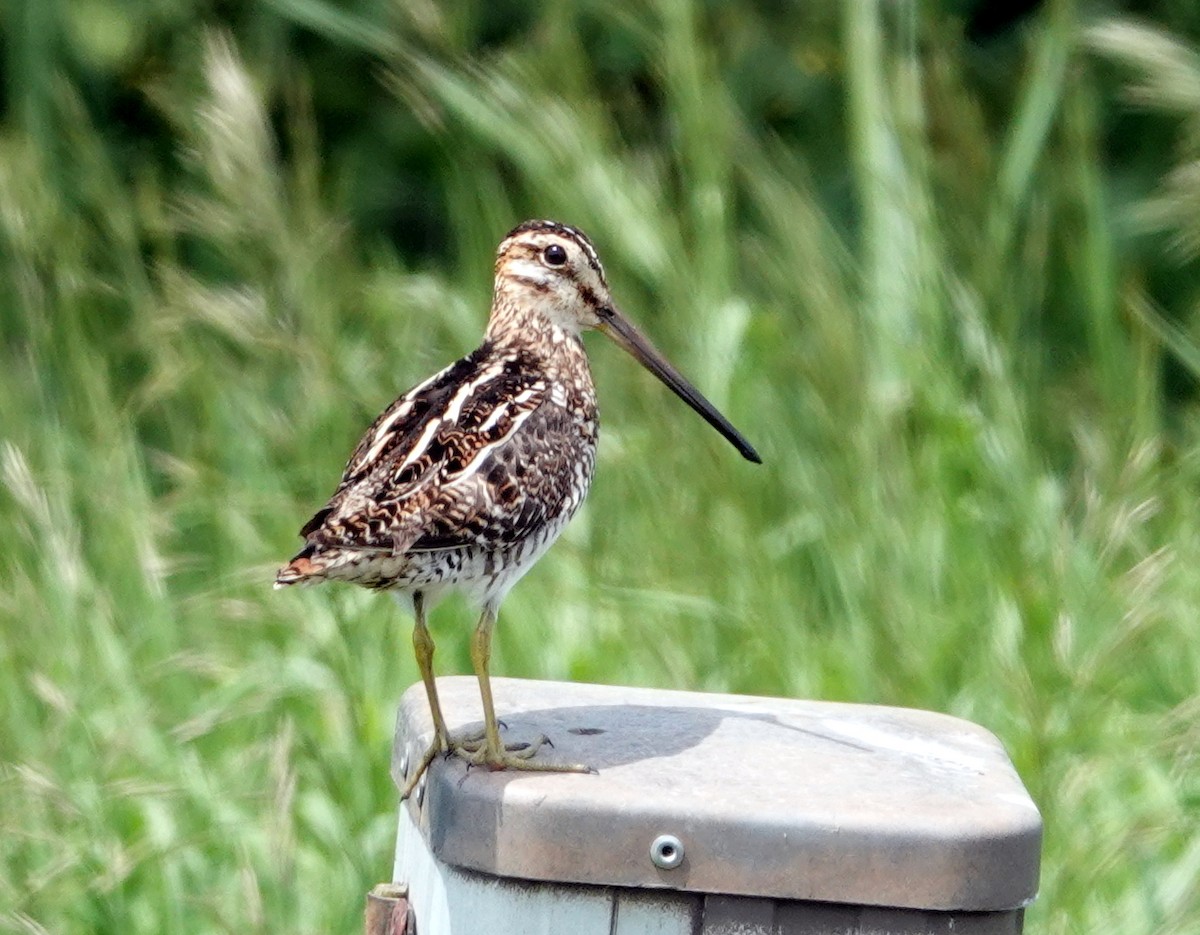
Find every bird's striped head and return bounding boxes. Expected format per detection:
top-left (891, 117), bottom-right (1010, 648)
top-left (490, 219), bottom-right (762, 463)
top-left (492, 220), bottom-right (613, 335)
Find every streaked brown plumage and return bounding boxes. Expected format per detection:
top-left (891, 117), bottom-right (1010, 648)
top-left (276, 220), bottom-right (759, 795)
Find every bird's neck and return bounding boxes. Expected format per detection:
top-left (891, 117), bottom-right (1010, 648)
top-left (484, 295), bottom-right (594, 404)
top-left (486, 294), bottom-right (586, 357)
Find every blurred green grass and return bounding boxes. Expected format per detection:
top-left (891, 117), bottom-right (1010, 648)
top-left (1, 1), bottom-right (1199, 933)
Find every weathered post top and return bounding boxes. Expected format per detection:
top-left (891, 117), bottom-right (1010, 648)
top-left (386, 677), bottom-right (1041, 935)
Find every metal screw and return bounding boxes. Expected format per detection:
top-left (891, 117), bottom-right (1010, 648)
top-left (416, 773), bottom-right (426, 807)
top-left (650, 833), bottom-right (684, 869)
top-left (398, 749), bottom-right (410, 779)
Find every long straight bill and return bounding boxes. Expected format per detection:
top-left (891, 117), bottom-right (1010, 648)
top-left (598, 307), bottom-right (762, 463)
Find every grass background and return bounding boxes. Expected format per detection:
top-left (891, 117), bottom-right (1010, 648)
top-left (2, 0), bottom-right (1199, 932)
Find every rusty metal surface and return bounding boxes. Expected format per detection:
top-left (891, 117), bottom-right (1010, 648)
top-left (393, 802), bottom-right (1025, 934)
top-left (392, 677), bottom-right (1042, 912)
top-left (365, 883), bottom-right (413, 935)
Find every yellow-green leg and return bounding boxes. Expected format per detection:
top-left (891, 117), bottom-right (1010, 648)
top-left (452, 605), bottom-right (593, 775)
top-left (401, 602), bottom-right (594, 798)
top-left (399, 592), bottom-right (450, 800)
top-left (471, 605), bottom-right (505, 762)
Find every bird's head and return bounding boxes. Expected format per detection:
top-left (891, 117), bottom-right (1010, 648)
top-left (493, 219), bottom-right (612, 333)
top-left (490, 219), bottom-right (762, 464)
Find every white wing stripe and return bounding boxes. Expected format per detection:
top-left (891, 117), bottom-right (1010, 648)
top-left (477, 402), bottom-right (510, 434)
top-left (395, 418), bottom-right (443, 476)
top-left (444, 364), bottom-right (504, 424)
top-left (445, 404), bottom-right (540, 482)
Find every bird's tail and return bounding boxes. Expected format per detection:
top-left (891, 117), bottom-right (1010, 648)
top-left (273, 547), bottom-right (327, 589)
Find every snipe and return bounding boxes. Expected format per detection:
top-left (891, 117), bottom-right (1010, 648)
top-left (276, 220), bottom-right (760, 796)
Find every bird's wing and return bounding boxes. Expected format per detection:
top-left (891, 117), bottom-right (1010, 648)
top-left (307, 351), bottom-right (479, 516)
top-left (406, 399), bottom-right (593, 553)
top-left (295, 345), bottom-right (558, 556)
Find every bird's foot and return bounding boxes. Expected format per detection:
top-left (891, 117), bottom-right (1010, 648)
top-left (399, 728), bottom-right (594, 800)
top-left (449, 729), bottom-right (595, 775)
top-left (442, 719), bottom-right (505, 755)
top-left (398, 731), bottom-right (450, 801)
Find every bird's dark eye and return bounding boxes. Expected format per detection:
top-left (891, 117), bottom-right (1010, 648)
top-left (543, 243), bottom-right (568, 267)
